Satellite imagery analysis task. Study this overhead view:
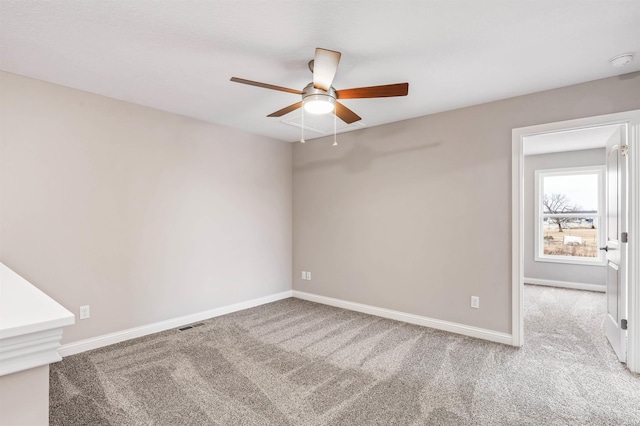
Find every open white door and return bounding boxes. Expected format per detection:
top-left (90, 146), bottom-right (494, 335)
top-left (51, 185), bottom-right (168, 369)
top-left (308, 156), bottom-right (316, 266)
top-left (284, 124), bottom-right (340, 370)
top-left (604, 126), bottom-right (627, 362)
top-left (514, 110), bottom-right (640, 372)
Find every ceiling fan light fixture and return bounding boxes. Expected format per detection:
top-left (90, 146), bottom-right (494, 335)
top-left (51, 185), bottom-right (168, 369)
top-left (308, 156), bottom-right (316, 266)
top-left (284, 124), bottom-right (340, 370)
top-left (303, 94), bottom-right (335, 114)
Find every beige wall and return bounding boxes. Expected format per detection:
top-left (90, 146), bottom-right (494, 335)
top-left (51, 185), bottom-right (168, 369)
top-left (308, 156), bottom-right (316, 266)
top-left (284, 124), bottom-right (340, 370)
top-left (0, 71), bottom-right (292, 344)
top-left (0, 365), bottom-right (49, 425)
top-left (524, 148), bottom-right (606, 286)
top-left (2, 70), bottom-right (639, 344)
top-left (293, 72), bottom-right (640, 334)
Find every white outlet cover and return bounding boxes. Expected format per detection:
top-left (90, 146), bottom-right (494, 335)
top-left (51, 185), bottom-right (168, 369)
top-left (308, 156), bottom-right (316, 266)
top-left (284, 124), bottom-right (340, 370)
top-left (80, 305), bottom-right (90, 319)
top-left (306, 272), bottom-right (311, 280)
top-left (471, 297), bottom-right (480, 309)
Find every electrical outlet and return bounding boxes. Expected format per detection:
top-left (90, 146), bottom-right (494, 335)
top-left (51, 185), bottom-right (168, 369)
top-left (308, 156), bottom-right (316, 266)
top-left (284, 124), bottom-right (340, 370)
top-left (80, 305), bottom-right (90, 319)
top-left (301, 271), bottom-right (307, 280)
top-left (306, 271), bottom-right (311, 280)
top-left (470, 296), bottom-right (480, 309)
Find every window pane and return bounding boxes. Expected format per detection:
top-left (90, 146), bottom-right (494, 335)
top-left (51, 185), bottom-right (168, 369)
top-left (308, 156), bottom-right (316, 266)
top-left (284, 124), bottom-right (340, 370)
top-left (542, 217), bottom-right (599, 258)
top-left (543, 174), bottom-right (598, 213)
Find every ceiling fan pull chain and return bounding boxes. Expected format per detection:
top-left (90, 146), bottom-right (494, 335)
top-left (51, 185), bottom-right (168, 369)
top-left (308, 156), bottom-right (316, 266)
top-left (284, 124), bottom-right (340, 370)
top-left (333, 109), bottom-right (338, 146)
top-left (300, 107), bottom-right (305, 143)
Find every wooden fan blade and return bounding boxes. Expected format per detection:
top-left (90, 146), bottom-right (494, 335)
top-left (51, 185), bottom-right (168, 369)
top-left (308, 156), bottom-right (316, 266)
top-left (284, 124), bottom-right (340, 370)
top-left (230, 77), bottom-right (303, 95)
top-left (313, 48), bottom-right (341, 91)
top-left (267, 102), bottom-right (303, 117)
top-left (336, 83), bottom-right (409, 99)
top-left (335, 102), bottom-right (361, 124)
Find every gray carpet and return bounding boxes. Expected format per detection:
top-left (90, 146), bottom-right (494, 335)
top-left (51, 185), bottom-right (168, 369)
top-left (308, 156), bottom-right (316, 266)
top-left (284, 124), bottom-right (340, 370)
top-left (50, 285), bottom-right (640, 425)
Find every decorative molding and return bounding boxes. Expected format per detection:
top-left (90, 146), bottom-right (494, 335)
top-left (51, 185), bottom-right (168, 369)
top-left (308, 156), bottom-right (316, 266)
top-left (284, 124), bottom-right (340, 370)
top-left (512, 130), bottom-right (525, 347)
top-left (59, 290), bottom-right (293, 357)
top-left (627, 114), bottom-right (640, 374)
top-left (0, 262), bottom-right (75, 376)
top-left (0, 328), bottom-right (65, 376)
top-left (292, 291), bottom-right (513, 346)
top-left (524, 278), bottom-right (605, 293)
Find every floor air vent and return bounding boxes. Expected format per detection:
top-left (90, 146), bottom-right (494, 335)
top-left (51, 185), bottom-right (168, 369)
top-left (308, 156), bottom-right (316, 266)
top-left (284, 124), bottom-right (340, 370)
top-left (178, 323), bottom-right (205, 331)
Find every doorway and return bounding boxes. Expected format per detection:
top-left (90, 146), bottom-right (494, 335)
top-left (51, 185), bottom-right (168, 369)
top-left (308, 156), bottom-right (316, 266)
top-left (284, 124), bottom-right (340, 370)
top-left (512, 110), bottom-right (640, 373)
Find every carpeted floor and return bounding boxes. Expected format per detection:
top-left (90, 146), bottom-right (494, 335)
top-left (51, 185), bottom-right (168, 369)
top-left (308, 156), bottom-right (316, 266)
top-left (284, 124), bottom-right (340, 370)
top-left (50, 285), bottom-right (640, 425)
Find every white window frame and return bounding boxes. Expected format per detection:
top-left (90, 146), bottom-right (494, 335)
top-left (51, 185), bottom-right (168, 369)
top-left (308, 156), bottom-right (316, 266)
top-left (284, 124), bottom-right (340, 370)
top-left (534, 165), bottom-right (606, 266)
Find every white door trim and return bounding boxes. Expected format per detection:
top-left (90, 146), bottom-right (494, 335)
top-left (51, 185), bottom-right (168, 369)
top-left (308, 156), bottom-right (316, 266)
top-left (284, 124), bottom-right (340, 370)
top-left (512, 109), bottom-right (640, 373)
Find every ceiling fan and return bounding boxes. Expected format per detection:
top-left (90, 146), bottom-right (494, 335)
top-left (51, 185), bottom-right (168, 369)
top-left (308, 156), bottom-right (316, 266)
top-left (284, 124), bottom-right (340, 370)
top-left (230, 48), bottom-right (409, 124)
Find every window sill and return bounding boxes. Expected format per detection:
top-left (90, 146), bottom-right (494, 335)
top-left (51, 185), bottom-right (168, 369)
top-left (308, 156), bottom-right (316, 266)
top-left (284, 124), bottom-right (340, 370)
top-left (534, 255), bottom-right (606, 267)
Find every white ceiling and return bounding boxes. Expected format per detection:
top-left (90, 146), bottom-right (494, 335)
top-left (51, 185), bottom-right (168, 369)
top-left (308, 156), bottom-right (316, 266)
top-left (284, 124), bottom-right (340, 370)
top-left (1, 1), bottom-right (639, 142)
top-left (523, 124), bottom-right (620, 156)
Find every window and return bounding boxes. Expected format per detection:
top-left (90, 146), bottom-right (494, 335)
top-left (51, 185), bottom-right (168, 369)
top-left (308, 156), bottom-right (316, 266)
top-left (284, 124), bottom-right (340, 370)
top-left (534, 166), bottom-right (605, 265)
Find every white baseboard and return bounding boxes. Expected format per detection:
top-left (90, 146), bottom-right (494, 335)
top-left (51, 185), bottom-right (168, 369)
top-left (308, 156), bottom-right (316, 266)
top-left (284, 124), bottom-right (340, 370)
top-left (524, 277), bottom-right (605, 293)
top-left (59, 288), bottom-right (516, 357)
top-left (58, 290), bottom-right (293, 357)
top-left (292, 291), bottom-right (513, 346)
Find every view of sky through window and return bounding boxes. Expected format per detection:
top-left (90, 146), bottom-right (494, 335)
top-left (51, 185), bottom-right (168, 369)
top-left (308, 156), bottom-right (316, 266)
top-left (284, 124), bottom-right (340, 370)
top-left (543, 174), bottom-right (598, 211)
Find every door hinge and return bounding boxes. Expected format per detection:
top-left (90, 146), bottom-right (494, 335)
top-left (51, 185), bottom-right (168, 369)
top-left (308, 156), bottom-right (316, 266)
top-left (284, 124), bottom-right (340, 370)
top-left (621, 232), bottom-right (628, 243)
top-left (621, 319), bottom-right (628, 330)
top-left (621, 145), bottom-right (629, 157)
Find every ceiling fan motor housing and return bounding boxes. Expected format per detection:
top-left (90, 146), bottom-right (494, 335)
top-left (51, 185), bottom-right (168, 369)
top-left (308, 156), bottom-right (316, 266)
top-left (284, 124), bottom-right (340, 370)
top-left (302, 83), bottom-right (336, 114)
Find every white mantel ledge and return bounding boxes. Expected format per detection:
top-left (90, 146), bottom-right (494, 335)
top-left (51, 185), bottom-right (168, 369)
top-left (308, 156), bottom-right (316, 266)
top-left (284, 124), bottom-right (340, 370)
top-left (0, 262), bottom-right (75, 376)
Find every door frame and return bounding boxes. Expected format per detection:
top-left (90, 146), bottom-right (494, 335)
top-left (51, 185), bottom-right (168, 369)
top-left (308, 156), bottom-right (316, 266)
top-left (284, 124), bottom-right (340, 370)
top-left (512, 109), bottom-right (640, 373)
